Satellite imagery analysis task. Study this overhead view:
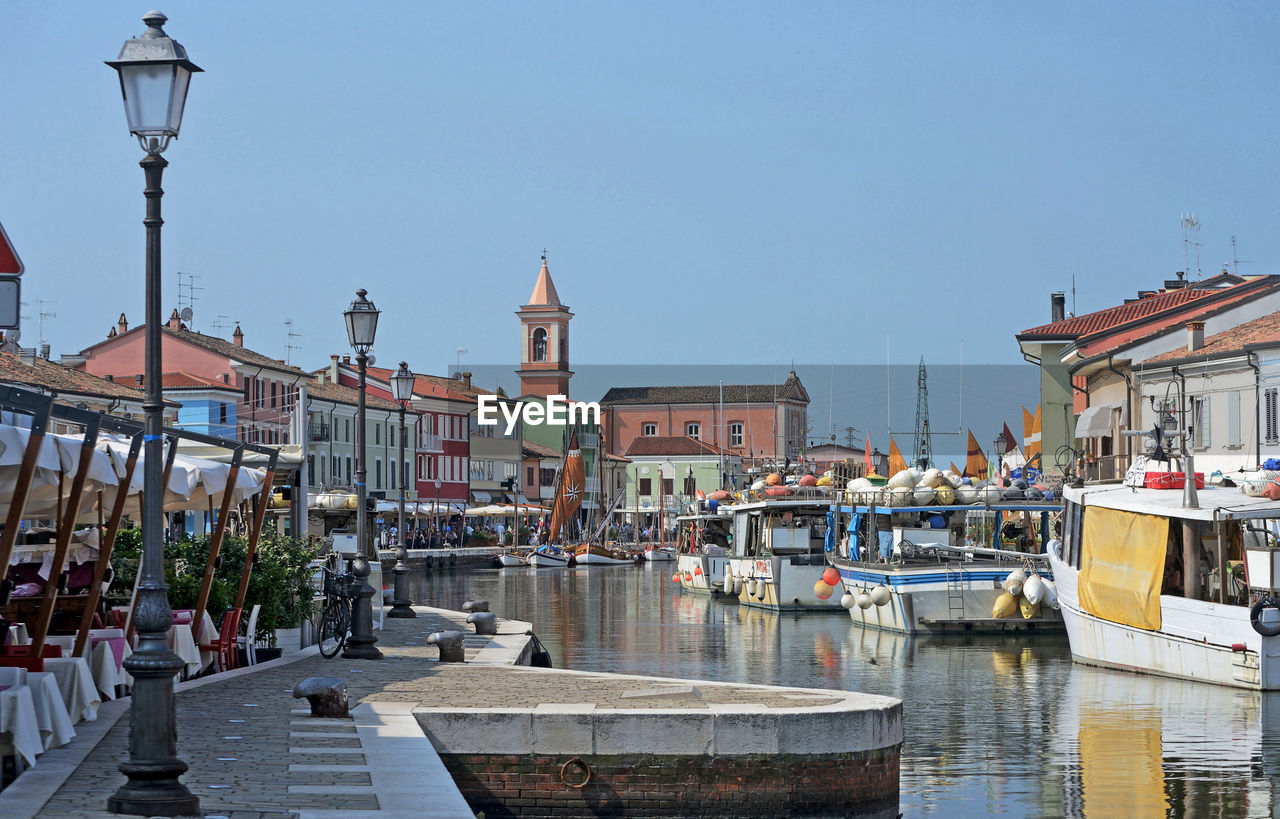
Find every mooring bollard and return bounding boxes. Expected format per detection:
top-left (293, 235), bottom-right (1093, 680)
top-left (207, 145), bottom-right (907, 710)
top-left (427, 630), bottom-right (466, 662)
top-left (461, 599), bottom-right (490, 613)
top-left (293, 676), bottom-right (349, 717)
top-left (466, 611), bottom-right (498, 635)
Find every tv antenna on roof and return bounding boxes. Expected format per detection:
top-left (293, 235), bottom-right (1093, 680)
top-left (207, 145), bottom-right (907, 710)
top-left (1181, 213), bottom-right (1202, 280)
top-left (35, 299), bottom-right (56, 344)
top-left (284, 319), bottom-right (302, 365)
top-left (1230, 236), bottom-right (1251, 276)
top-left (455, 345), bottom-right (467, 376)
top-left (177, 271), bottom-right (202, 327)
top-left (211, 314), bottom-right (233, 336)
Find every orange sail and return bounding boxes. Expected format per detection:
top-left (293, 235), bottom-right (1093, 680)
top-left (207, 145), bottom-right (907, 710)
top-left (887, 437), bottom-right (907, 475)
top-left (964, 430), bottom-right (988, 478)
top-left (950, 461), bottom-right (963, 476)
top-left (1023, 405), bottom-right (1042, 465)
top-left (548, 431), bottom-right (585, 543)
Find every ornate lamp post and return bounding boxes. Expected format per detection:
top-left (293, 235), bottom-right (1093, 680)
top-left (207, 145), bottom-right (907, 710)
top-left (388, 361), bottom-right (416, 618)
top-left (434, 478), bottom-right (441, 542)
top-left (106, 12), bottom-right (202, 816)
top-left (342, 290), bottom-right (383, 659)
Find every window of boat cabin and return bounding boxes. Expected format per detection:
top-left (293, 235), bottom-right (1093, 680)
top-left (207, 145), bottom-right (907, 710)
top-left (642, 423), bottom-right (657, 436)
top-left (686, 422), bottom-right (700, 440)
top-left (1062, 499), bottom-right (1083, 569)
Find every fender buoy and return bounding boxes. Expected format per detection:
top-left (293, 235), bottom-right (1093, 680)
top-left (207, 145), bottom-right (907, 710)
top-left (1250, 597), bottom-right (1280, 637)
top-left (449, 552), bottom-right (458, 566)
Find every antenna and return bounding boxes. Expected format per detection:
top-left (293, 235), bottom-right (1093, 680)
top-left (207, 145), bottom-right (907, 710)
top-left (1070, 274), bottom-right (1077, 317)
top-left (210, 315), bottom-right (233, 336)
top-left (1181, 213), bottom-right (1201, 280)
top-left (176, 271), bottom-right (203, 327)
top-left (1230, 236), bottom-right (1250, 276)
top-left (455, 345), bottom-right (467, 374)
top-left (284, 319), bottom-right (302, 365)
top-left (35, 299), bottom-right (56, 343)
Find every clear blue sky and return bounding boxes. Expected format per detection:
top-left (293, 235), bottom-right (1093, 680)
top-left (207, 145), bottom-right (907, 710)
top-left (5, 2), bottom-right (1280, 383)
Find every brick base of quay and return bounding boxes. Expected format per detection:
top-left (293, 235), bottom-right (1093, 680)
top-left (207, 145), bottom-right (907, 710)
top-left (440, 747), bottom-right (901, 818)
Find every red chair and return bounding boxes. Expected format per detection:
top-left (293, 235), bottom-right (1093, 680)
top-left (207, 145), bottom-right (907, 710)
top-left (197, 608), bottom-right (241, 674)
top-left (0, 644), bottom-right (64, 673)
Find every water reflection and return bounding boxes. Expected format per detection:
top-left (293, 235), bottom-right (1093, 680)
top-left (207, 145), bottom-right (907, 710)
top-left (407, 564), bottom-right (1280, 817)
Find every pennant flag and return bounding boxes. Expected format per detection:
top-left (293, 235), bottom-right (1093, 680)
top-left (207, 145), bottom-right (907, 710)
top-left (999, 423), bottom-right (1018, 455)
top-left (888, 437), bottom-right (907, 475)
top-left (964, 430), bottom-right (988, 478)
top-left (864, 434), bottom-right (873, 474)
top-left (1023, 405), bottom-right (1042, 463)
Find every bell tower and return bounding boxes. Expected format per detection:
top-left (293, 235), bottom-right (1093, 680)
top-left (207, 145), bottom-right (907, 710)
top-left (516, 254), bottom-right (574, 398)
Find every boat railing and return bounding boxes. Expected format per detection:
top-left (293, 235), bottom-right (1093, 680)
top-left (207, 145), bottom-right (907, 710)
top-left (1083, 453), bottom-right (1129, 484)
top-left (900, 542), bottom-right (1050, 564)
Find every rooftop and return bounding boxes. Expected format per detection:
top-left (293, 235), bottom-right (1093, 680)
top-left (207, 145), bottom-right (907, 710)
top-left (308, 376), bottom-right (406, 412)
top-left (1144, 310), bottom-right (1280, 366)
top-left (526, 256), bottom-right (562, 307)
top-left (0, 352), bottom-right (148, 401)
top-left (625, 435), bottom-right (729, 457)
top-left (602, 372), bottom-right (808, 406)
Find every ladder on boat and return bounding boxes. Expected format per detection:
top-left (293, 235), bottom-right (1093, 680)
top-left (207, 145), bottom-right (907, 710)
top-left (945, 563), bottom-right (965, 621)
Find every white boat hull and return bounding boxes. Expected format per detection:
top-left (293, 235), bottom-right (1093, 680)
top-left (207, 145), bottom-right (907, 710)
top-left (527, 550), bottom-right (571, 568)
top-left (495, 552), bottom-right (526, 567)
top-left (1047, 540), bottom-right (1280, 690)
top-left (727, 556), bottom-right (846, 612)
top-left (834, 559), bottom-right (1063, 635)
top-left (676, 554), bottom-right (732, 595)
top-left (574, 549), bottom-right (634, 566)
top-left (643, 547), bottom-right (676, 562)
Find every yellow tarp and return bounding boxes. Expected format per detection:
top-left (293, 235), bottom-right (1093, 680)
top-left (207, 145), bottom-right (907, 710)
top-left (1079, 506), bottom-right (1167, 630)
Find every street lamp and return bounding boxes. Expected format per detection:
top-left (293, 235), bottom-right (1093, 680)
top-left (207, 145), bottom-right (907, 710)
top-left (106, 12), bottom-right (201, 817)
top-left (342, 289), bottom-right (382, 658)
top-left (388, 361), bottom-right (415, 618)
top-left (434, 478), bottom-right (442, 543)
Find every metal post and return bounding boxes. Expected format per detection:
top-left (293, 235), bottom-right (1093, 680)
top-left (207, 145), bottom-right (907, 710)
top-left (110, 151), bottom-right (200, 816)
top-left (343, 350), bottom-right (382, 657)
top-left (389, 402), bottom-right (415, 617)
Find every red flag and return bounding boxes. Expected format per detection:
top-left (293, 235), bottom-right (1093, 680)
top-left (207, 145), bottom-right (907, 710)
top-left (999, 423), bottom-right (1017, 455)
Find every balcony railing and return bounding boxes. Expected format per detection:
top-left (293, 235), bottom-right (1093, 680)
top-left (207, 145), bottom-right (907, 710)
top-left (1084, 453), bottom-right (1130, 483)
top-left (418, 434), bottom-right (444, 453)
top-left (308, 423), bottom-right (329, 442)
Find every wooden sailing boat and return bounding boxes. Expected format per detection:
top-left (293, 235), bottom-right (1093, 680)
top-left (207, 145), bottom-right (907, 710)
top-left (527, 429), bottom-right (582, 567)
top-left (569, 429), bottom-right (635, 565)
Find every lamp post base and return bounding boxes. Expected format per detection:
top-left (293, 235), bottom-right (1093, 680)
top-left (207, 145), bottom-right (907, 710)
top-left (388, 566), bottom-right (416, 618)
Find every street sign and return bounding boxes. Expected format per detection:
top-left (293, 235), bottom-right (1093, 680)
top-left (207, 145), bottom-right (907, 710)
top-left (0, 276), bottom-right (19, 330)
top-left (0, 221), bottom-right (22, 276)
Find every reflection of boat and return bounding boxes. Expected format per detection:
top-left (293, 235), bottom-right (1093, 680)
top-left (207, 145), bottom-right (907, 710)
top-left (495, 551), bottom-right (526, 567)
top-left (526, 545), bottom-right (571, 568)
top-left (1048, 480), bottom-right (1280, 689)
top-left (831, 501), bottom-right (1064, 634)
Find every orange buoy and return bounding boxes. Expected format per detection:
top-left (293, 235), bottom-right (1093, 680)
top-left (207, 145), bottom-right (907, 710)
top-left (766, 473), bottom-right (782, 486)
top-left (821, 567), bottom-right (840, 587)
top-left (813, 579), bottom-right (835, 600)
top-left (672, 574), bottom-right (681, 583)
top-left (693, 567), bottom-right (703, 576)
top-left (710, 489), bottom-right (732, 501)
top-left (684, 573), bottom-right (693, 582)
top-left (799, 474), bottom-right (818, 486)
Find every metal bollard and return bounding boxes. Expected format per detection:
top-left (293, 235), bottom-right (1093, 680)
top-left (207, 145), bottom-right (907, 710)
top-left (293, 676), bottom-right (349, 717)
top-left (461, 599), bottom-right (489, 613)
top-left (427, 630), bottom-right (466, 662)
top-left (466, 611), bottom-right (498, 635)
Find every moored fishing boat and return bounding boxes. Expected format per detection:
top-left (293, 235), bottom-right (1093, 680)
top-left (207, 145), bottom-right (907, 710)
top-left (1048, 476), bottom-right (1280, 690)
top-left (573, 542), bottom-right (638, 565)
top-left (674, 503), bottom-right (735, 597)
top-left (721, 497), bottom-right (846, 611)
top-left (495, 550), bottom-right (527, 567)
top-left (643, 545), bottom-right (676, 562)
top-left (526, 545), bottom-right (572, 568)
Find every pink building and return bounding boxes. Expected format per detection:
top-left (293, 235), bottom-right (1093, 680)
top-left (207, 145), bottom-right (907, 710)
top-left (601, 372), bottom-right (809, 471)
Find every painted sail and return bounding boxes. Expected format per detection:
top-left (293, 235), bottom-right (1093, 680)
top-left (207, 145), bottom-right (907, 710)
top-left (548, 431), bottom-right (585, 543)
top-left (963, 430), bottom-right (988, 478)
top-left (887, 437), bottom-right (907, 475)
top-left (1023, 405), bottom-right (1042, 465)
top-left (864, 435), bottom-right (874, 475)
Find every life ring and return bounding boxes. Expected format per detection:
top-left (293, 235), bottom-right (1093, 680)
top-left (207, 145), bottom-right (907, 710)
top-left (1250, 597), bottom-right (1280, 637)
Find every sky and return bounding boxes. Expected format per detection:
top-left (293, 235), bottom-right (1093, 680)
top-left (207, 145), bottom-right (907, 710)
top-left (5, 2), bottom-right (1280, 455)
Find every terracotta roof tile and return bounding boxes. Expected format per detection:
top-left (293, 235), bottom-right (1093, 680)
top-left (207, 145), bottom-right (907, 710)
top-left (1144, 311), bottom-right (1280, 365)
top-left (307, 377), bottom-right (405, 412)
top-left (624, 436), bottom-right (728, 457)
top-left (161, 328), bottom-right (308, 375)
top-left (526, 257), bottom-right (562, 307)
top-left (1019, 285), bottom-right (1221, 339)
top-left (522, 440), bottom-right (561, 459)
top-left (0, 353), bottom-right (147, 401)
top-left (159, 371), bottom-right (239, 391)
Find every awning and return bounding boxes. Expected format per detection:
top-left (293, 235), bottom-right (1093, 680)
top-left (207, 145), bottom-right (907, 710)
top-left (471, 491), bottom-right (491, 503)
top-left (1076, 402), bottom-right (1125, 439)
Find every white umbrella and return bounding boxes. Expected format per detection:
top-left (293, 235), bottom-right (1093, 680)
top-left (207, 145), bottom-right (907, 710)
top-left (0, 424), bottom-right (65, 519)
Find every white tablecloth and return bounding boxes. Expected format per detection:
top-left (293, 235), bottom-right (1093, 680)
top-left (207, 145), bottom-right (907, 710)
top-left (87, 639), bottom-right (130, 699)
top-left (43, 657), bottom-right (100, 723)
top-left (0, 685), bottom-right (42, 766)
top-left (27, 672), bottom-right (75, 750)
top-left (4, 623), bottom-right (30, 646)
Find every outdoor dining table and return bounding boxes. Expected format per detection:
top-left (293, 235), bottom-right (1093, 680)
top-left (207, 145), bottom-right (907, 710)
top-left (87, 629), bottom-right (130, 699)
top-left (130, 610), bottom-right (216, 680)
top-left (0, 684), bottom-right (42, 767)
top-left (43, 656), bottom-right (100, 723)
top-left (27, 671), bottom-right (75, 750)
top-left (4, 623), bottom-right (30, 645)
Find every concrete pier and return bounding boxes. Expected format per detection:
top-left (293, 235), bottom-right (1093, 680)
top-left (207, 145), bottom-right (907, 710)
top-left (0, 606), bottom-right (901, 818)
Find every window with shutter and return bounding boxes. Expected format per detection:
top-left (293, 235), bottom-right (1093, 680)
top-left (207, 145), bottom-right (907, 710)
top-left (1267, 389), bottom-right (1279, 444)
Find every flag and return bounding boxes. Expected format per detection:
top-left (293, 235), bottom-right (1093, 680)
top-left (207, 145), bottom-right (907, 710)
top-left (548, 432), bottom-right (584, 543)
top-left (888, 437), bottom-right (907, 475)
top-left (864, 434), bottom-right (873, 474)
top-left (964, 430), bottom-right (988, 478)
top-left (999, 423), bottom-right (1017, 455)
top-left (1023, 405), bottom-right (1042, 463)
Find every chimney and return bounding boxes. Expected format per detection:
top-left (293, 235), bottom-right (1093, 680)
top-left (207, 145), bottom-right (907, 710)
top-left (104, 374), bottom-right (114, 382)
top-left (221, 373), bottom-right (230, 384)
top-left (1187, 320), bottom-right (1205, 352)
top-left (117, 313), bottom-right (128, 335)
top-left (40, 342), bottom-right (50, 361)
top-left (462, 371), bottom-right (472, 389)
top-left (167, 308), bottom-right (182, 330)
top-left (342, 355), bottom-right (351, 365)
top-left (329, 354), bottom-right (340, 384)
top-left (107, 327), bottom-right (117, 339)
top-left (1051, 292), bottom-right (1065, 323)
top-left (232, 323), bottom-right (244, 347)
top-left (135, 374), bottom-right (144, 386)
top-left (18, 348), bottom-right (36, 367)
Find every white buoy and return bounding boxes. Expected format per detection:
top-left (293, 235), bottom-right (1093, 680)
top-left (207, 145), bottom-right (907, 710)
top-left (1004, 568), bottom-right (1027, 594)
top-left (840, 593), bottom-right (855, 610)
top-left (746, 579), bottom-right (758, 596)
top-left (869, 585), bottom-right (891, 606)
top-left (856, 592), bottom-right (873, 609)
top-left (1041, 578), bottom-right (1059, 610)
top-left (1023, 574), bottom-right (1046, 605)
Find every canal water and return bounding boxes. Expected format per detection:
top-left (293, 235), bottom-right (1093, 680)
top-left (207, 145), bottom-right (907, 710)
top-left (407, 564), bottom-right (1280, 817)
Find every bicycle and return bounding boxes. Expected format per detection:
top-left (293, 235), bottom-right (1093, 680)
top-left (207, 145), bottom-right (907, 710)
top-left (318, 566), bottom-right (354, 658)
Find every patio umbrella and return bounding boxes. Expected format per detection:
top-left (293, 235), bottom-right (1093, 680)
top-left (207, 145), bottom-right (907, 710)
top-left (0, 424), bottom-right (67, 519)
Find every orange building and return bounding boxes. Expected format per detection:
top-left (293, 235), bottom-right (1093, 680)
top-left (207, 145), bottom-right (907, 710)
top-left (601, 373), bottom-right (808, 472)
